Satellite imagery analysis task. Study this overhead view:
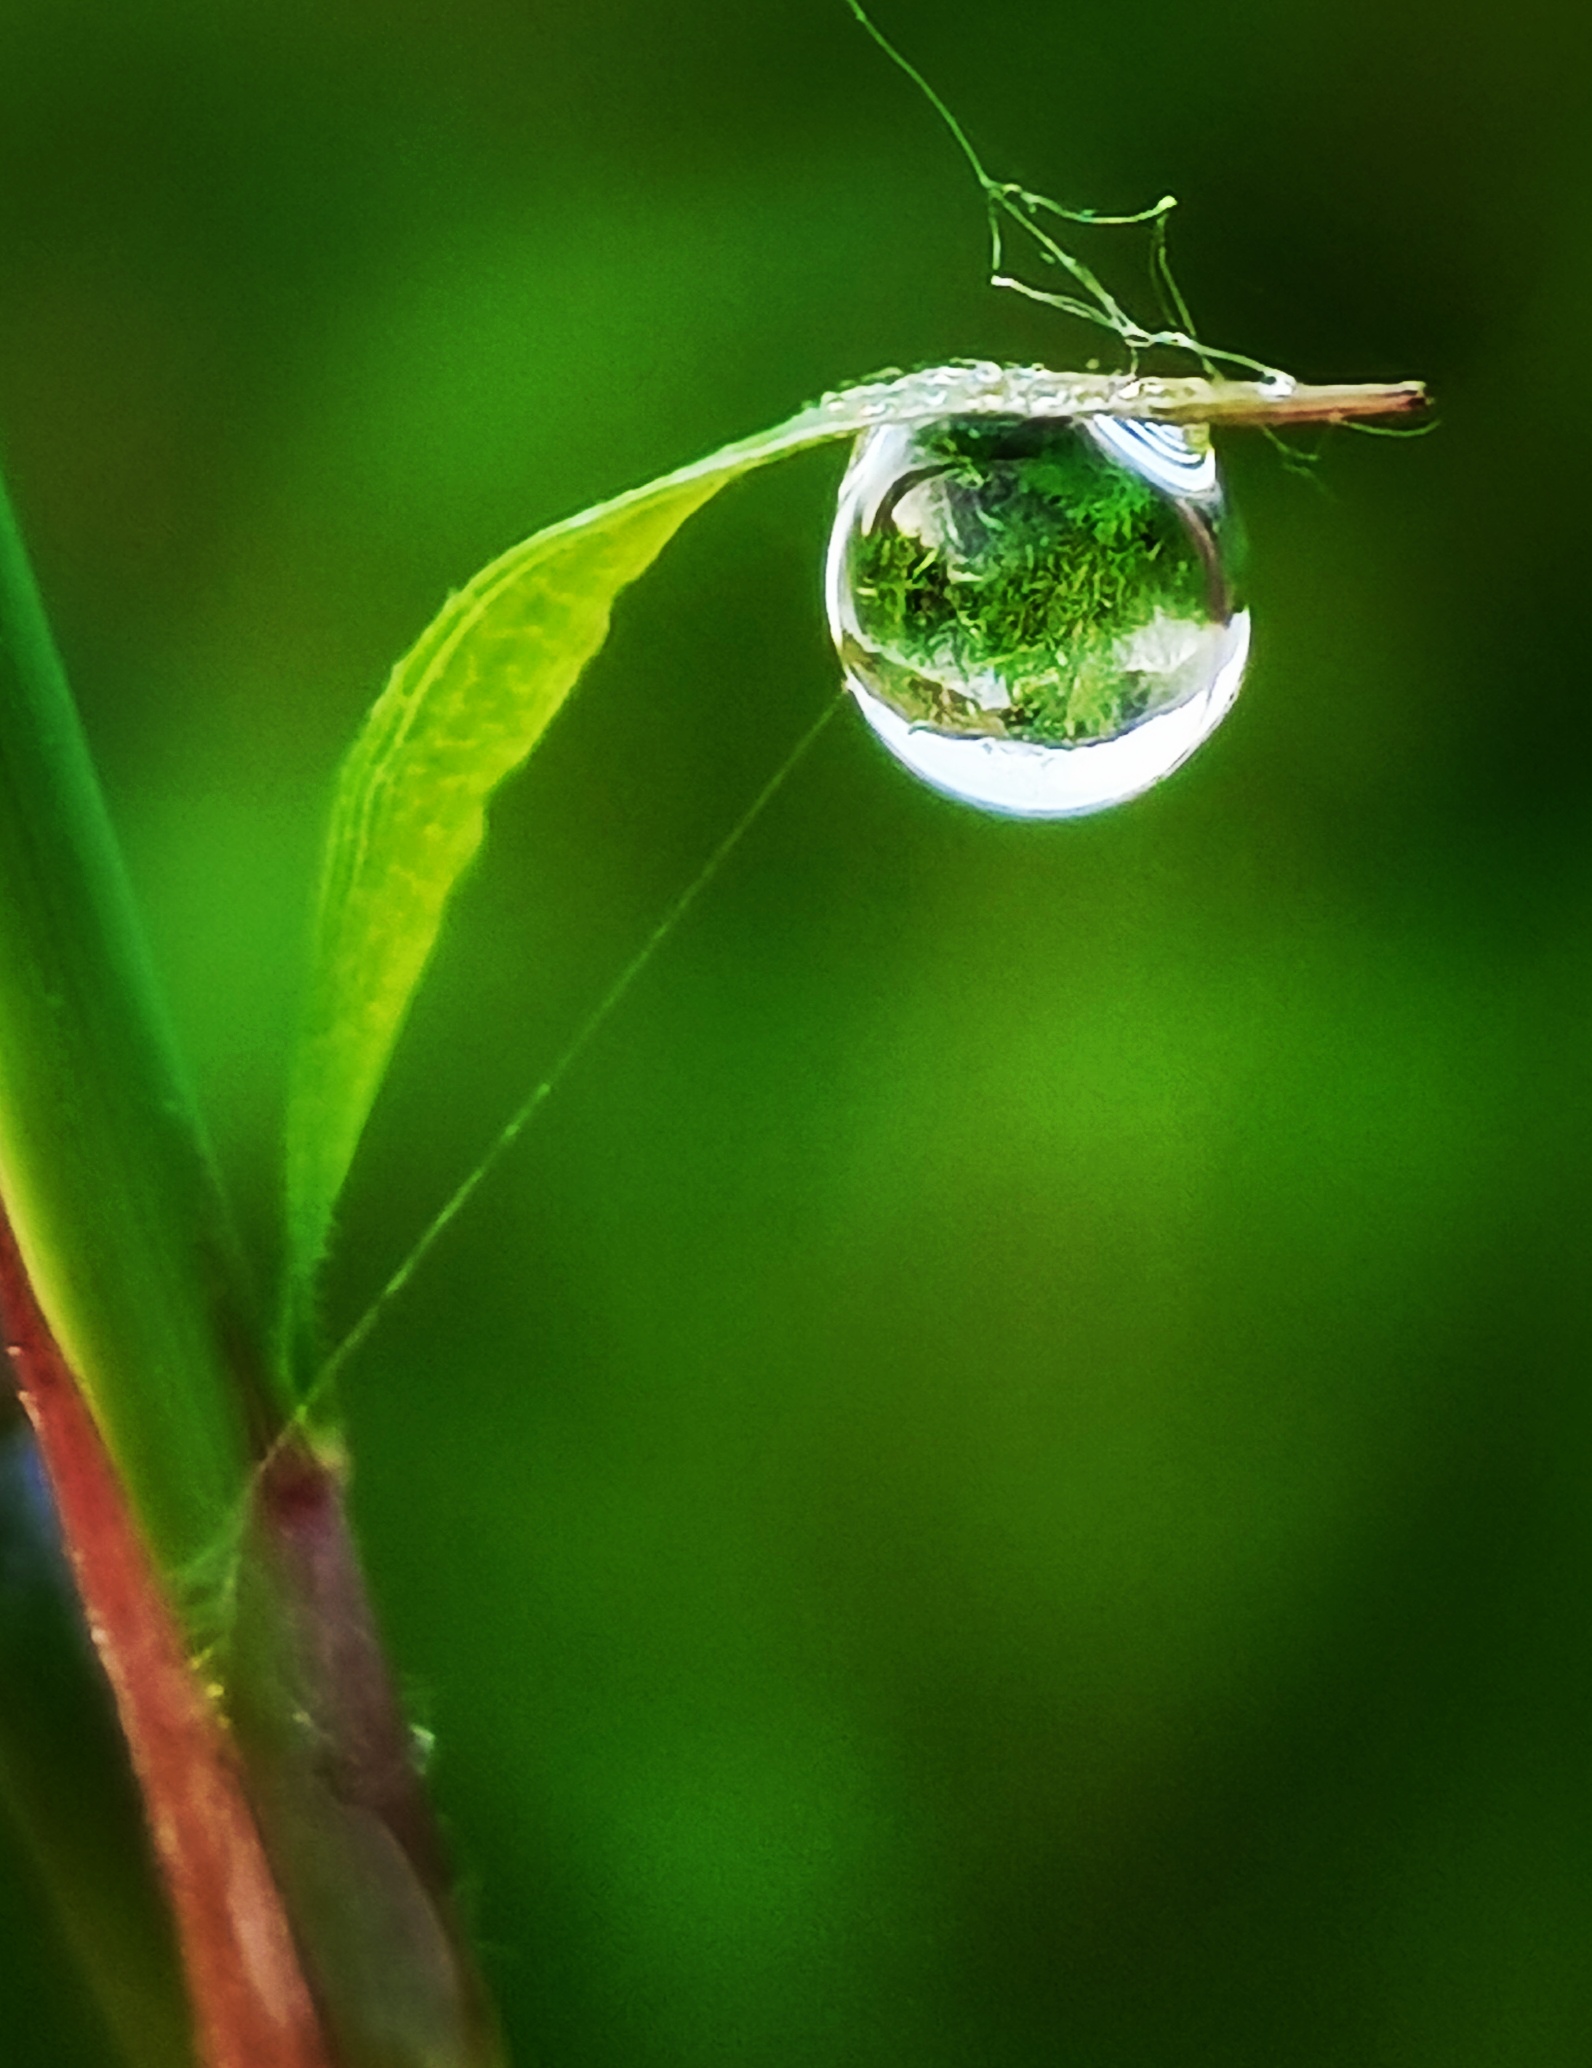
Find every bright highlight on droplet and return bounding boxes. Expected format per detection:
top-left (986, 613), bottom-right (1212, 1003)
top-left (826, 413), bottom-right (1249, 816)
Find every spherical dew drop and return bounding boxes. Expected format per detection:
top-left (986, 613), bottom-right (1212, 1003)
top-left (825, 412), bottom-right (1250, 817)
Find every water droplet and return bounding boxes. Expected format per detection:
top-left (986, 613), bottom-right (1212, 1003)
top-left (826, 413), bottom-right (1249, 816)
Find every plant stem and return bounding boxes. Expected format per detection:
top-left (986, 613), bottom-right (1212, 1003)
top-left (223, 1436), bottom-right (507, 2067)
top-left (1123, 377), bottom-right (1427, 424)
top-left (0, 1212), bottom-right (333, 2068)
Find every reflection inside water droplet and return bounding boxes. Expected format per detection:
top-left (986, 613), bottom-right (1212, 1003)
top-left (826, 412), bottom-right (1249, 816)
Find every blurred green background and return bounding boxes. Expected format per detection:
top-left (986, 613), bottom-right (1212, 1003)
top-left (1, 0), bottom-right (1589, 2061)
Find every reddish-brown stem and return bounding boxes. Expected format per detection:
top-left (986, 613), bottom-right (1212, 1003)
top-left (0, 1212), bottom-right (334, 2068)
top-left (224, 1437), bottom-right (505, 2067)
top-left (1109, 377), bottom-right (1430, 425)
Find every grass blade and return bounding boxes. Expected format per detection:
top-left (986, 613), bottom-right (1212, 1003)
top-left (281, 363), bottom-right (1427, 1365)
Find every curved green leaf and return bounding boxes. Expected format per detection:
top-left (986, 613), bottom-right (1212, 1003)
top-left (281, 361), bottom-right (1393, 1367)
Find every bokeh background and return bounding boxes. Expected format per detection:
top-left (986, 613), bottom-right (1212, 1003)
top-left (1, 0), bottom-right (1589, 2061)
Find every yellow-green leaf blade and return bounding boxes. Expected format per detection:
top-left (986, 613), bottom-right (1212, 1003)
top-left (281, 409), bottom-right (851, 1347)
top-left (282, 361), bottom-right (1333, 1368)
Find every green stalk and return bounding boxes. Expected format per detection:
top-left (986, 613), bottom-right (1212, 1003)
top-left (0, 465), bottom-right (278, 1603)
